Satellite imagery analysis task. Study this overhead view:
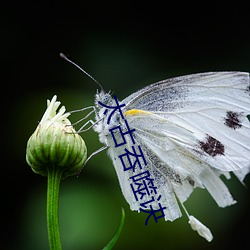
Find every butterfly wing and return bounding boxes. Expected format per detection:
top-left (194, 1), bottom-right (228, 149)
top-left (115, 72), bottom-right (250, 219)
top-left (123, 72), bottom-right (250, 173)
top-left (123, 112), bottom-right (237, 210)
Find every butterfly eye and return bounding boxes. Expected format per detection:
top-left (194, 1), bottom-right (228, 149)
top-left (102, 94), bottom-right (111, 105)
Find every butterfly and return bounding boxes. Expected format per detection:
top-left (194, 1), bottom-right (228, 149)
top-left (60, 55), bottom-right (250, 241)
top-left (90, 71), bottom-right (250, 241)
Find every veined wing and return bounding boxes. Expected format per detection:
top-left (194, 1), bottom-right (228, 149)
top-left (123, 72), bottom-right (250, 173)
top-left (124, 112), bottom-right (238, 209)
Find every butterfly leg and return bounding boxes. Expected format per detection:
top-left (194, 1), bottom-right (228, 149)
top-left (70, 106), bottom-right (96, 126)
top-left (68, 106), bottom-right (100, 132)
top-left (77, 120), bottom-right (96, 133)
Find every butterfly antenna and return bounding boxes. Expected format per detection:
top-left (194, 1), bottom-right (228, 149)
top-left (60, 53), bottom-right (104, 91)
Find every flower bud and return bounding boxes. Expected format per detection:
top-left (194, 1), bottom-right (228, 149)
top-left (26, 95), bottom-right (87, 178)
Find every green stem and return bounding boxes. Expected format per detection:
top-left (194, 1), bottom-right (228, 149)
top-left (47, 165), bottom-right (63, 250)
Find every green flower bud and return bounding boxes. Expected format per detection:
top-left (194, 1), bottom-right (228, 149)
top-left (26, 95), bottom-right (87, 178)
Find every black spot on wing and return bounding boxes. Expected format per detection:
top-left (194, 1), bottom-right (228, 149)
top-left (224, 111), bottom-right (243, 130)
top-left (199, 135), bottom-right (225, 157)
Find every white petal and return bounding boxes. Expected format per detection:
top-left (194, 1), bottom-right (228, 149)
top-left (40, 95), bottom-right (58, 123)
top-left (40, 95), bottom-right (71, 125)
top-left (188, 215), bottom-right (213, 242)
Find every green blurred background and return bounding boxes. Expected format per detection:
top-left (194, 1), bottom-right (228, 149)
top-left (2, 2), bottom-right (250, 250)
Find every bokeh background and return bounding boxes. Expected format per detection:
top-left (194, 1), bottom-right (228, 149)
top-left (2, 2), bottom-right (250, 250)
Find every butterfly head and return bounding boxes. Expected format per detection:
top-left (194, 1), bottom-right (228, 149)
top-left (94, 89), bottom-right (113, 107)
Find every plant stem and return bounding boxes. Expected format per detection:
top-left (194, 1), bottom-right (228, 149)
top-left (47, 165), bottom-right (63, 250)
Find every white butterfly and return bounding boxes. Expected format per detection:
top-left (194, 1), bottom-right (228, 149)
top-left (87, 71), bottom-right (250, 241)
